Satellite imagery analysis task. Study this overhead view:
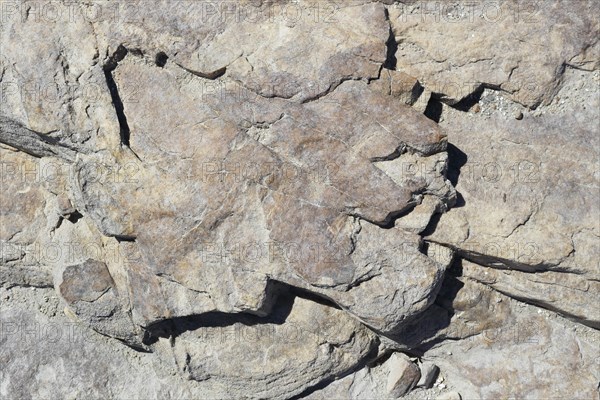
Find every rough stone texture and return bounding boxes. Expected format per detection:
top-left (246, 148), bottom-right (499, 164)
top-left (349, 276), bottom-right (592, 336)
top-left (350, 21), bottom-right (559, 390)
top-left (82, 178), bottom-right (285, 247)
top-left (436, 392), bottom-right (462, 400)
top-left (369, 70), bottom-right (424, 105)
top-left (461, 260), bottom-right (600, 330)
top-left (0, 287), bottom-right (214, 400)
top-left (0, 146), bottom-right (56, 290)
top-left (386, 352), bottom-right (421, 397)
top-left (0, 0), bottom-right (456, 339)
top-left (304, 366), bottom-right (382, 400)
top-left (1, 1), bottom-right (599, 399)
top-left (417, 361), bottom-right (439, 389)
top-left (0, 5), bottom-right (116, 153)
top-left (426, 74), bottom-right (600, 328)
top-left (386, 270), bottom-right (600, 398)
top-left (153, 295), bottom-right (378, 400)
top-left (418, 276), bottom-right (600, 399)
top-left (0, 147), bottom-right (46, 243)
top-left (94, 0), bottom-right (390, 102)
top-left (66, 61), bottom-right (453, 336)
top-left (388, 0), bottom-right (599, 107)
top-left (304, 351), bottom-right (450, 400)
top-left (305, 351), bottom-right (427, 400)
top-left (58, 258), bottom-right (142, 348)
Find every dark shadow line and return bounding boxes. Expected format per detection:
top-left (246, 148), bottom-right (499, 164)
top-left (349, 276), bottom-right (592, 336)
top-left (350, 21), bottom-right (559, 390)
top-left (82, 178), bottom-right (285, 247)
top-left (103, 45), bottom-right (131, 147)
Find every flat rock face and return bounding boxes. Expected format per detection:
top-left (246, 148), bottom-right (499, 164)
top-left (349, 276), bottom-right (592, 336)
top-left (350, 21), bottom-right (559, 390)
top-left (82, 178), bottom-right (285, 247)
top-left (388, 0), bottom-right (599, 107)
top-left (0, 147), bottom-right (45, 241)
top-left (426, 94), bottom-right (600, 328)
top-left (0, 287), bottom-right (209, 400)
top-left (423, 276), bottom-right (600, 399)
top-left (1, 1), bottom-right (599, 399)
top-left (0, 146), bottom-right (54, 289)
top-left (93, 0), bottom-right (389, 102)
top-left (0, 8), bottom-right (116, 152)
top-left (384, 271), bottom-right (600, 398)
top-left (305, 352), bottom-right (424, 400)
top-left (0, 0), bottom-right (453, 395)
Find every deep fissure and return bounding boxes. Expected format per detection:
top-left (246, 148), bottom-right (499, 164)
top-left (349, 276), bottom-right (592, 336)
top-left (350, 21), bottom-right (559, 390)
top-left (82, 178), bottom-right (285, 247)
top-left (103, 45), bottom-right (132, 147)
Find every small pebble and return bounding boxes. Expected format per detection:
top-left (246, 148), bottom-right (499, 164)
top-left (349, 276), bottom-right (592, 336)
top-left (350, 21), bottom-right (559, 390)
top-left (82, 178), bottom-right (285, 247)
top-left (515, 111), bottom-right (524, 120)
top-left (417, 362), bottom-right (440, 389)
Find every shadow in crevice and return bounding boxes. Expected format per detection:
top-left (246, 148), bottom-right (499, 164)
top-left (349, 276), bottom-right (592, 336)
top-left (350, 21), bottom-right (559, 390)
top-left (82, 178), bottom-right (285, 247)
top-left (378, 203), bottom-right (418, 229)
top-left (446, 143), bottom-right (468, 187)
top-left (351, 201), bottom-right (422, 230)
top-left (66, 210), bottom-right (84, 224)
top-left (142, 291), bottom-right (295, 345)
top-left (421, 212), bottom-right (442, 237)
top-left (287, 284), bottom-right (342, 310)
top-left (453, 191), bottom-right (466, 208)
top-left (446, 142), bottom-right (468, 209)
top-left (450, 85), bottom-right (485, 112)
top-left (155, 51), bottom-right (169, 68)
top-left (383, 9), bottom-right (397, 70)
top-left (103, 45), bottom-right (131, 147)
top-left (141, 280), bottom-right (343, 346)
top-left (424, 96), bottom-right (443, 122)
top-left (385, 258), bottom-right (465, 356)
top-left (419, 144), bottom-right (468, 235)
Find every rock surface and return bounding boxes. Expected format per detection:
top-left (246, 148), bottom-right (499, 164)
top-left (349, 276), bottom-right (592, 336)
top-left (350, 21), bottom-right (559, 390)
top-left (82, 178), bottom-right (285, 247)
top-left (1, 1), bottom-right (598, 399)
top-left (388, 0), bottom-right (599, 107)
top-left (0, 286), bottom-right (212, 399)
top-left (79, 59), bottom-right (453, 335)
top-left (421, 276), bottom-right (600, 399)
top-left (154, 295), bottom-right (378, 400)
top-left (386, 352), bottom-right (421, 397)
top-left (417, 361), bottom-right (439, 389)
top-left (426, 73), bottom-right (600, 328)
top-left (304, 351), bottom-right (426, 400)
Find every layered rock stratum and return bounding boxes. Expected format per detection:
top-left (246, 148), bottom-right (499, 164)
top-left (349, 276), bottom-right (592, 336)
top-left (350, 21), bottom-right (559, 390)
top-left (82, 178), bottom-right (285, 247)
top-left (1, 1), bottom-right (598, 399)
